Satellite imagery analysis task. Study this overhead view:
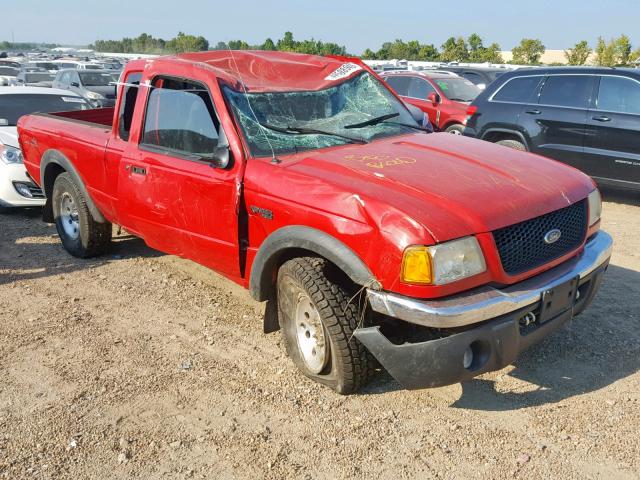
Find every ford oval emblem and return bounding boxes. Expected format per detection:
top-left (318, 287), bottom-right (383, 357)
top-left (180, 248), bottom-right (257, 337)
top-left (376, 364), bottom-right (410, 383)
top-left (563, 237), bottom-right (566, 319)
top-left (544, 228), bottom-right (562, 244)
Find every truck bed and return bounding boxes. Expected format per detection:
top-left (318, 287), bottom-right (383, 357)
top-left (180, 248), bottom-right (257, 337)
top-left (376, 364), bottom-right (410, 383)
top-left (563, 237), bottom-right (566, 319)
top-left (47, 107), bottom-right (115, 128)
top-left (18, 108), bottom-right (117, 220)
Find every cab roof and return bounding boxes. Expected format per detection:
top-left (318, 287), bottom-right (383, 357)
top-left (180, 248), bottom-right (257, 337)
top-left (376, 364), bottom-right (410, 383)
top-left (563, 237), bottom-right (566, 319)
top-left (131, 50), bottom-right (364, 93)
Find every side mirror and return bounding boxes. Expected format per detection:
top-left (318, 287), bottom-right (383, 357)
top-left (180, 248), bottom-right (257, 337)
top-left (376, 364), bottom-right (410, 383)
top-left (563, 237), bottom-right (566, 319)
top-left (71, 82), bottom-right (80, 87)
top-left (211, 146), bottom-right (230, 169)
top-left (427, 92), bottom-right (441, 105)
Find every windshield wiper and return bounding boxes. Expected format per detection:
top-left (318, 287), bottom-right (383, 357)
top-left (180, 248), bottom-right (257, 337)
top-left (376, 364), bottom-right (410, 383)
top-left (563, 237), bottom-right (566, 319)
top-left (449, 98), bottom-right (471, 102)
top-left (343, 112), bottom-right (400, 129)
top-left (382, 121), bottom-right (432, 133)
top-left (258, 122), bottom-right (367, 144)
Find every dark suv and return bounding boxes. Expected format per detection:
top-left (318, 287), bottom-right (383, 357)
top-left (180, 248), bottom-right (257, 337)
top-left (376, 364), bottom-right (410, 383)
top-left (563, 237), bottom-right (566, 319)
top-left (464, 67), bottom-right (640, 191)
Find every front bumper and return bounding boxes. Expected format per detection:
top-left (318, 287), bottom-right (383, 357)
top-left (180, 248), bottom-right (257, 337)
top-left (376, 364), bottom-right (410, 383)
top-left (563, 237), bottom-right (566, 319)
top-left (0, 162), bottom-right (46, 208)
top-left (355, 231), bottom-right (612, 389)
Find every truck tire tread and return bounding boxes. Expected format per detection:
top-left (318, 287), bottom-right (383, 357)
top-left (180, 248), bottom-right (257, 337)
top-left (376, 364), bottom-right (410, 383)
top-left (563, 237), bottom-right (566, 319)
top-left (278, 257), bottom-right (376, 394)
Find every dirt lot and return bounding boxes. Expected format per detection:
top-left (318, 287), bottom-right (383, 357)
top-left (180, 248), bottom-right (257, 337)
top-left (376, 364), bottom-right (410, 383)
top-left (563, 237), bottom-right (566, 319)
top-left (1, 189), bottom-right (639, 480)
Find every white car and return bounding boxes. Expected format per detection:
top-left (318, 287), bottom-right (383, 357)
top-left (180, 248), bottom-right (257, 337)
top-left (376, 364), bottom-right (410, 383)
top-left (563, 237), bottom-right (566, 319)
top-left (0, 87), bottom-right (91, 211)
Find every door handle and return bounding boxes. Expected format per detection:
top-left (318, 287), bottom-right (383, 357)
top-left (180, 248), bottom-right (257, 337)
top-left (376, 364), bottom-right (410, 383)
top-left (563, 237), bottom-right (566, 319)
top-left (125, 164), bottom-right (146, 175)
top-left (525, 109), bottom-right (541, 115)
top-left (592, 115), bottom-right (611, 122)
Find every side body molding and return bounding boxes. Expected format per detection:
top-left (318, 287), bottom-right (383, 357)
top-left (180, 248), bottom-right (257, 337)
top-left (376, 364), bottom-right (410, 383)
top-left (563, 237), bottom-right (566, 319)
top-left (40, 149), bottom-right (107, 223)
top-left (249, 225), bottom-right (380, 302)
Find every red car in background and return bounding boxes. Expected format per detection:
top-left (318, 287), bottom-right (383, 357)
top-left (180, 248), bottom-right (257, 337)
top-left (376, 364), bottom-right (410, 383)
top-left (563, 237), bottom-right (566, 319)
top-left (380, 70), bottom-right (481, 134)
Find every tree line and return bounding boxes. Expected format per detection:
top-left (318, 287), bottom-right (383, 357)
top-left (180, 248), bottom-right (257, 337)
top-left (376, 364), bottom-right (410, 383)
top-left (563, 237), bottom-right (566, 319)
top-left (91, 32), bottom-right (209, 54)
top-left (63, 31), bottom-right (640, 67)
top-left (0, 41), bottom-right (59, 51)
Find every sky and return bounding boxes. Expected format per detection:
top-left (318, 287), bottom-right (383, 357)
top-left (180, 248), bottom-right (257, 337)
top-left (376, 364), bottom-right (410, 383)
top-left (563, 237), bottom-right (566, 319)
top-left (5, 0), bottom-right (639, 54)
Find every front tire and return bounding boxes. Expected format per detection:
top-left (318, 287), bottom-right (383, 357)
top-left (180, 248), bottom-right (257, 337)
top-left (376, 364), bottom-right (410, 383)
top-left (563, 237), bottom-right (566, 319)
top-left (52, 172), bottom-right (111, 258)
top-left (496, 139), bottom-right (526, 151)
top-left (444, 124), bottom-right (465, 135)
top-left (277, 257), bottom-right (375, 394)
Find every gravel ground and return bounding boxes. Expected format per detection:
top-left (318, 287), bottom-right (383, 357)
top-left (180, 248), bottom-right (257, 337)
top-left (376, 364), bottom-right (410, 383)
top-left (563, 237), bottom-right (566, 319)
top-left (1, 188), bottom-right (639, 479)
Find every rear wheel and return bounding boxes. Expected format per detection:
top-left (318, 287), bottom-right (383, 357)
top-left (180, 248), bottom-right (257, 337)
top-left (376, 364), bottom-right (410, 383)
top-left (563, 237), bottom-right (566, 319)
top-left (496, 139), bottom-right (526, 151)
top-left (52, 172), bottom-right (111, 258)
top-left (444, 124), bottom-right (465, 135)
top-left (277, 257), bottom-right (375, 394)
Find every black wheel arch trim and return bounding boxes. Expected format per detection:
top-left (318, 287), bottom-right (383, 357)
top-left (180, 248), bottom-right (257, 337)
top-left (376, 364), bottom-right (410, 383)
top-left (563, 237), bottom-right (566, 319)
top-left (481, 128), bottom-right (530, 150)
top-left (249, 226), bottom-right (380, 302)
top-left (40, 149), bottom-right (107, 224)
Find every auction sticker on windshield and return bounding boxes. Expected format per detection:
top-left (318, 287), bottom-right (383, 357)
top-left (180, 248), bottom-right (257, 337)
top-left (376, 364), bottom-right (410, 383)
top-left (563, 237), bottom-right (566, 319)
top-left (325, 63), bottom-right (362, 81)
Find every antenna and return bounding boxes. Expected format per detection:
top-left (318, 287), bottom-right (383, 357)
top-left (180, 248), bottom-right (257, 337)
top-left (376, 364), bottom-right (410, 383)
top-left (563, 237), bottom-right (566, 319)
top-left (226, 48), bottom-right (281, 164)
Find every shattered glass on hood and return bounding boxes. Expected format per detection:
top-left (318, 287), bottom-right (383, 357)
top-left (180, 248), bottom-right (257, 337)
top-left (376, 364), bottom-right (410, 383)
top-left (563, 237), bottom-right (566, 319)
top-left (224, 72), bottom-right (419, 157)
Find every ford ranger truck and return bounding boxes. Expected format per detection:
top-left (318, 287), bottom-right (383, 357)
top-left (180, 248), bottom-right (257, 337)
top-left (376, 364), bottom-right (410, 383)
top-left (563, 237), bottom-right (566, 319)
top-left (18, 51), bottom-right (612, 394)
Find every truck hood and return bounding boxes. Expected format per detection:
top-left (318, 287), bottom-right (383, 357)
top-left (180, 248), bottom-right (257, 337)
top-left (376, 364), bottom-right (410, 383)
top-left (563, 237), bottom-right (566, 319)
top-left (267, 133), bottom-right (595, 243)
top-left (0, 126), bottom-right (19, 148)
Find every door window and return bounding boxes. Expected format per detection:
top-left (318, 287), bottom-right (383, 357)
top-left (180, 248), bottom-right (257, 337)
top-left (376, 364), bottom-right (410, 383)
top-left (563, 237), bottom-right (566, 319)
top-left (384, 76), bottom-right (411, 96)
top-left (492, 76), bottom-right (542, 103)
top-left (118, 72), bottom-right (142, 141)
top-left (142, 77), bottom-right (220, 156)
top-left (539, 75), bottom-right (594, 109)
top-left (407, 78), bottom-right (436, 99)
top-left (596, 76), bottom-right (640, 115)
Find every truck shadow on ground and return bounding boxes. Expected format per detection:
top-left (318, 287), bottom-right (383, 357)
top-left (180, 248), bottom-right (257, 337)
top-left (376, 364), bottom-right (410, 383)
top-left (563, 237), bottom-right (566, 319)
top-left (0, 209), bottom-right (164, 287)
top-left (600, 186), bottom-right (640, 207)
top-left (364, 264), bottom-right (640, 410)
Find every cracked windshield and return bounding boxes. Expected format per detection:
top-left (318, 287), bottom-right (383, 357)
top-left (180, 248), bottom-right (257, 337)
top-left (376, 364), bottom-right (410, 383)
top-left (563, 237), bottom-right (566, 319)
top-left (224, 72), bottom-right (420, 156)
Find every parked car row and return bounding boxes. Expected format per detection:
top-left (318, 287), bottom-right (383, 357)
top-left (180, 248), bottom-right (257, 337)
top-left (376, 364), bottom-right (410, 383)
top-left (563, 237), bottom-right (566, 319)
top-left (0, 87), bottom-right (91, 211)
top-left (379, 64), bottom-right (640, 192)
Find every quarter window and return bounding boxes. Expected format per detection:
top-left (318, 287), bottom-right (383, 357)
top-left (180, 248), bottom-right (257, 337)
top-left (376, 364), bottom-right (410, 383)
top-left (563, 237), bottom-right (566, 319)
top-left (596, 76), bottom-right (640, 115)
top-left (462, 72), bottom-right (483, 84)
top-left (142, 77), bottom-right (220, 156)
top-left (118, 72), bottom-right (142, 141)
top-left (492, 76), bottom-right (542, 103)
top-left (538, 75), bottom-right (594, 109)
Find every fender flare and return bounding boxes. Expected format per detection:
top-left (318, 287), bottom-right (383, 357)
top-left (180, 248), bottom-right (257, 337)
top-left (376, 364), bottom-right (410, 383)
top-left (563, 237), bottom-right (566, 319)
top-left (249, 225), bottom-right (380, 302)
top-left (481, 128), bottom-right (530, 150)
top-left (40, 149), bottom-right (107, 223)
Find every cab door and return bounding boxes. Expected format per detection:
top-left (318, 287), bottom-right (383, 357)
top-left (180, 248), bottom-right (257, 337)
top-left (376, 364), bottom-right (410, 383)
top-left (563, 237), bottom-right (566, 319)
top-left (518, 74), bottom-right (595, 169)
top-left (583, 75), bottom-right (640, 186)
top-left (117, 74), bottom-right (241, 279)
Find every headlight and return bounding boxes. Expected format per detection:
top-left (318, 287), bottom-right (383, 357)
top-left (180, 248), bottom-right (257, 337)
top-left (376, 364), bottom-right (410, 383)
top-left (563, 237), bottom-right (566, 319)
top-left (86, 91), bottom-right (104, 100)
top-left (588, 189), bottom-right (602, 226)
top-left (401, 237), bottom-right (486, 285)
top-left (0, 145), bottom-right (24, 164)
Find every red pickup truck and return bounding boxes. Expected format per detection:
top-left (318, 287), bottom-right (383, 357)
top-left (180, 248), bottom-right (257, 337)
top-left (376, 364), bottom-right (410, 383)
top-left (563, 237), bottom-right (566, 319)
top-left (18, 51), bottom-right (612, 394)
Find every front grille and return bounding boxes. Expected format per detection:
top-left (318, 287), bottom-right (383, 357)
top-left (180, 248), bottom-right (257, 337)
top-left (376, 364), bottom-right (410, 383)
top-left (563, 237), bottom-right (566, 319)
top-left (493, 200), bottom-right (588, 275)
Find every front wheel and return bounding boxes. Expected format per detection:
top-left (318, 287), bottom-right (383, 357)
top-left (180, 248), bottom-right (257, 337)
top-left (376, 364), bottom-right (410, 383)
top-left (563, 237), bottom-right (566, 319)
top-left (277, 257), bottom-right (375, 394)
top-left (444, 124), bottom-right (465, 135)
top-left (496, 139), bottom-right (526, 151)
top-left (52, 172), bottom-right (112, 258)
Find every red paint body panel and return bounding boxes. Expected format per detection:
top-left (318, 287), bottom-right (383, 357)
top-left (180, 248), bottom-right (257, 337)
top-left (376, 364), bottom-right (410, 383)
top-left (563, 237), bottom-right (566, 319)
top-left (18, 51), bottom-right (598, 301)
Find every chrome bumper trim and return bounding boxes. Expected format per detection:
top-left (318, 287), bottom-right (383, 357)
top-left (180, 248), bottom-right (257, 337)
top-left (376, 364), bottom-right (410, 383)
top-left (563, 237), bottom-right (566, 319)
top-left (367, 231), bottom-right (612, 328)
